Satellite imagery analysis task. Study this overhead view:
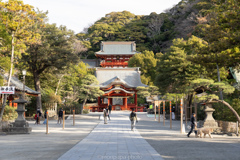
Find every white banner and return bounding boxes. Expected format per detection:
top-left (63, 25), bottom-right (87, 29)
top-left (0, 86), bottom-right (15, 94)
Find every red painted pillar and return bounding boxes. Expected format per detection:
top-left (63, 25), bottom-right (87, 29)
top-left (108, 98), bottom-right (110, 105)
top-left (134, 93), bottom-right (137, 105)
top-left (110, 98), bottom-right (113, 105)
top-left (124, 98), bottom-right (128, 110)
top-left (98, 97), bottom-right (101, 105)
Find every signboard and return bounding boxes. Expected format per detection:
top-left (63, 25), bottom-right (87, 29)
top-left (0, 86), bottom-right (15, 94)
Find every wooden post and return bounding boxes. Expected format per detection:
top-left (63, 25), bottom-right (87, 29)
top-left (63, 111), bottom-right (65, 129)
top-left (194, 95), bottom-right (197, 122)
top-left (185, 99), bottom-right (187, 126)
top-left (163, 101), bottom-right (165, 126)
top-left (154, 101), bottom-right (157, 121)
top-left (158, 101), bottom-right (161, 123)
top-left (170, 101), bottom-right (172, 129)
top-left (236, 121), bottom-right (239, 136)
top-left (73, 109), bottom-right (75, 126)
top-left (180, 98), bottom-right (183, 133)
top-left (46, 111), bottom-right (49, 134)
top-left (190, 100), bottom-right (192, 120)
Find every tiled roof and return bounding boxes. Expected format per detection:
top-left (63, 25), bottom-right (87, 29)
top-left (95, 41), bottom-right (139, 55)
top-left (80, 59), bottom-right (100, 68)
top-left (95, 68), bottom-right (147, 88)
top-left (3, 75), bottom-right (40, 95)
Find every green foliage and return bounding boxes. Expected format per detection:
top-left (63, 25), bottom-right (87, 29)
top-left (78, 74), bottom-right (104, 105)
top-left (214, 98), bottom-right (240, 122)
top-left (82, 109), bottom-right (89, 114)
top-left (128, 50), bottom-right (157, 85)
top-left (188, 78), bottom-right (235, 102)
top-left (155, 36), bottom-right (206, 93)
top-left (2, 105), bottom-right (17, 121)
top-left (137, 86), bottom-right (160, 100)
top-left (193, 0), bottom-right (240, 72)
top-left (163, 93), bottom-right (184, 101)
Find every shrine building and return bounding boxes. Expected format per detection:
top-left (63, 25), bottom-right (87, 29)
top-left (91, 41), bottom-right (147, 111)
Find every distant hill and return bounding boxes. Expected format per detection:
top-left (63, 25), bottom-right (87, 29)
top-left (77, 0), bottom-right (212, 57)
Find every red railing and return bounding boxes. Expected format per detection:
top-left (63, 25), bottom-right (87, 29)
top-left (101, 61), bottom-right (128, 67)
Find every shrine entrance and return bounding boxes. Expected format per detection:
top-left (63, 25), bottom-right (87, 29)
top-left (92, 41), bottom-right (147, 112)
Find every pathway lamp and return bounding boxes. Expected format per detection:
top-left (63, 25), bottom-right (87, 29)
top-left (22, 69), bottom-right (26, 99)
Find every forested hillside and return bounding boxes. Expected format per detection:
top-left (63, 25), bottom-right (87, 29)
top-left (77, 0), bottom-right (212, 56)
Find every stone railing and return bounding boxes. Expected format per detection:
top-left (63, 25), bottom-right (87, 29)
top-left (216, 120), bottom-right (239, 133)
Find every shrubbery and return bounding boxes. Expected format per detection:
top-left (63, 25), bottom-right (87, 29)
top-left (2, 105), bottom-right (18, 121)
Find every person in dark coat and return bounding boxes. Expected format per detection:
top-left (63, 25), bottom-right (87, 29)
top-left (58, 108), bottom-right (63, 124)
top-left (187, 113), bottom-right (197, 137)
top-left (36, 109), bottom-right (42, 125)
top-left (129, 108), bottom-right (138, 131)
top-left (108, 104), bottom-right (112, 114)
top-left (106, 106), bottom-right (110, 120)
top-left (43, 110), bottom-right (47, 124)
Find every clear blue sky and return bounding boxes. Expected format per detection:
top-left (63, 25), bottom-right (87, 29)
top-left (21, 0), bottom-right (181, 33)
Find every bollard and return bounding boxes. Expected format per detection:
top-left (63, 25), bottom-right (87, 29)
top-left (163, 101), bottom-right (165, 126)
top-left (63, 111), bottom-right (65, 129)
top-left (154, 103), bottom-right (157, 121)
top-left (46, 111), bottom-right (49, 134)
top-left (170, 101), bottom-right (172, 129)
top-left (180, 98), bottom-right (183, 133)
top-left (158, 101), bottom-right (161, 123)
top-left (73, 110), bottom-right (75, 126)
top-left (237, 121), bottom-right (239, 136)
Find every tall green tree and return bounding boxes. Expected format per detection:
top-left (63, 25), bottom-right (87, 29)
top-left (0, 0), bottom-right (38, 122)
top-left (22, 24), bottom-right (79, 111)
top-left (78, 74), bottom-right (104, 113)
top-left (128, 50), bottom-right (157, 85)
top-left (155, 36), bottom-right (207, 94)
top-left (137, 86), bottom-right (160, 99)
top-left (193, 0), bottom-right (240, 95)
top-left (187, 78), bottom-right (240, 126)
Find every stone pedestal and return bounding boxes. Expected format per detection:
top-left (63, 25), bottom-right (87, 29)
top-left (7, 95), bottom-right (32, 134)
top-left (203, 102), bottom-right (218, 128)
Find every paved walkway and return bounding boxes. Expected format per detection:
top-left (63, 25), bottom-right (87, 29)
top-left (58, 112), bottom-right (163, 160)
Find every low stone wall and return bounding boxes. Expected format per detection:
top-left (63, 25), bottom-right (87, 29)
top-left (0, 120), bottom-right (14, 132)
top-left (217, 120), bottom-right (239, 133)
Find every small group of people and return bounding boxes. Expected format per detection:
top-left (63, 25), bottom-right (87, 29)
top-left (34, 108), bottom-right (42, 125)
top-left (34, 108), bottom-right (64, 125)
top-left (103, 105), bottom-right (139, 131)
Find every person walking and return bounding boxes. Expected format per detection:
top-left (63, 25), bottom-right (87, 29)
top-left (43, 110), bottom-right (47, 124)
top-left (172, 106), bottom-right (175, 120)
top-left (106, 106), bottom-right (110, 120)
top-left (36, 108), bottom-right (42, 125)
top-left (187, 113), bottom-right (197, 137)
top-left (108, 104), bottom-right (112, 114)
top-left (58, 108), bottom-right (63, 124)
top-left (129, 109), bottom-right (138, 131)
top-left (103, 108), bottom-right (108, 124)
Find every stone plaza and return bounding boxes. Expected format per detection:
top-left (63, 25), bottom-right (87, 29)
top-left (0, 111), bottom-right (240, 160)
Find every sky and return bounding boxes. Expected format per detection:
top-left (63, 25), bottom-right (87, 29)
top-left (21, 0), bottom-right (182, 34)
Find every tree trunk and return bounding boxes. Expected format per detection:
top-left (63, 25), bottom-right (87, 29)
top-left (33, 71), bottom-right (42, 112)
top-left (217, 64), bottom-right (223, 100)
top-left (214, 99), bottom-right (240, 127)
top-left (0, 32), bottom-right (15, 123)
top-left (55, 75), bottom-right (64, 95)
top-left (0, 95), bottom-right (7, 122)
top-left (81, 93), bottom-right (89, 114)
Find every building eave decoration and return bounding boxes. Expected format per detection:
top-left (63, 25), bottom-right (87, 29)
top-left (104, 87), bottom-right (135, 94)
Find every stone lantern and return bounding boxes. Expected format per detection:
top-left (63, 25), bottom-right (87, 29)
top-left (7, 95), bottom-right (32, 134)
top-left (203, 102), bottom-right (218, 128)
